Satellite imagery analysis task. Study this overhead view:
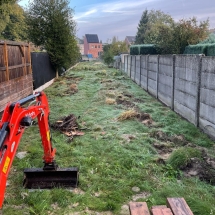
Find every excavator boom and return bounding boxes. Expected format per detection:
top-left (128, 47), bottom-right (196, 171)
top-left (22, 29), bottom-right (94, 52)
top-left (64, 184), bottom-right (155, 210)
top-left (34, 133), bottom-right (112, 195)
top-left (0, 92), bottom-right (78, 208)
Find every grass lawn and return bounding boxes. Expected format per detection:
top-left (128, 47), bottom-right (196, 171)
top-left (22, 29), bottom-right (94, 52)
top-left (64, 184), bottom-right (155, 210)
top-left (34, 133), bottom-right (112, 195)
top-left (3, 61), bottom-right (215, 215)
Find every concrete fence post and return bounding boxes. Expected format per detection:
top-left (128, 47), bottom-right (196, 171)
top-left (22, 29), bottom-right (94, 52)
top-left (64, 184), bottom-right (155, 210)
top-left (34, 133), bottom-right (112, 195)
top-left (156, 55), bottom-right (160, 99)
top-left (134, 55), bottom-right (136, 82)
top-left (139, 55), bottom-right (142, 86)
top-left (171, 55), bottom-right (176, 110)
top-left (127, 55), bottom-right (129, 75)
top-left (124, 55), bottom-right (126, 74)
top-left (146, 55), bottom-right (149, 92)
top-left (130, 56), bottom-right (132, 78)
top-left (195, 55), bottom-right (203, 127)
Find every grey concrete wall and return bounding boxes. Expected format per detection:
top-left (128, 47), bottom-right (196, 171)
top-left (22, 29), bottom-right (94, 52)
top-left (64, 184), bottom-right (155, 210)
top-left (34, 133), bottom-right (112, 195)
top-left (158, 55), bottom-right (174, 107)
top-left (118, 54), bottom-right (215, 139)
top-left (199, 56), bottom-right (215, 138)
top-left (148, 55), bottom-right (158, 97)
top-left (128, 56), bottom-right (131, 77)
top-left (140, 55), bottom-right (148, 91)
top-left (135, 56), bottom-right (141, 85)
top-left (124, 55), bottom-right (128, 75)
top-left (131, 56), bottom-right (136, 81)
top-left (174, 55), bottom-right (200, 124)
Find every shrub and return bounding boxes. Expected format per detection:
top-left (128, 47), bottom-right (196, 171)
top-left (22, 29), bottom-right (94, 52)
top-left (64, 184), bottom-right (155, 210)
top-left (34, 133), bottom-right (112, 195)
top-left (130, 45), bottom-right (140, 55)
top-left (206, 44), bottom-right (215, 56)
top-left (183, 44), bottom-right (208, 55)
top-left (130, 44), bottom-right (160, 55)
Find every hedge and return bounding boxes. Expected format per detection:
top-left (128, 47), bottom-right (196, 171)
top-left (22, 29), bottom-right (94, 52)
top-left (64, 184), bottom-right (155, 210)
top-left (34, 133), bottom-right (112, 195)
top-left (130, 44), bottom-right (159, 55)
top-left (184, 44), bottom-right (215, 56)
top-left (183, 44), bottom-right (208, 55)
top-left (130, 45), bottom-right (141, 55)
top-left (207, 44), bottom-right (215, 56)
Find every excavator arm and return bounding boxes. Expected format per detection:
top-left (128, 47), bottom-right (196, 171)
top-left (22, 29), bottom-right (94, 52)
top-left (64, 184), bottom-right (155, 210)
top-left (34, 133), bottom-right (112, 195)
top-left (0, 92), bottom-right (78, 209)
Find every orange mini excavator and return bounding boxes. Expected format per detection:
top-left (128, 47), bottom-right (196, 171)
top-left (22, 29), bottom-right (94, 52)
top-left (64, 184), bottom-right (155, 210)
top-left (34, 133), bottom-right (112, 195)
top-left (0, 92), bottom-right (78, 208)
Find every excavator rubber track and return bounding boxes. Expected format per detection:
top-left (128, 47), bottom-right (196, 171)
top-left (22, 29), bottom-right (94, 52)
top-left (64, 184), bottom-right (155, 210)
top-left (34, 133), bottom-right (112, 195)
top-left (23, 167), bottom-right (79, 189)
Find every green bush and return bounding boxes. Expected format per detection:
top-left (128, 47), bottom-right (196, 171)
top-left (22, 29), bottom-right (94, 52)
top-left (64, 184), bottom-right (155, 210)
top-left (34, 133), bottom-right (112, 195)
top-left (206, 44), bottom-right (215, 56)
top-left (167, 147), bottom-right (201, 169)
top-left (140, 44), bottom-right (158, 55)
top-left (130, 45), bottom-right (140, 55)
top-left (183, 44), bottom-right (208, 55)
top-left (130, 44), bottom-right (159, 55)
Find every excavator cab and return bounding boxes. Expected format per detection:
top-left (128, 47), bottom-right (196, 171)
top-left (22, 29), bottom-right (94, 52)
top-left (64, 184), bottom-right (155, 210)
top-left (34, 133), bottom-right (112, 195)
top-left (0, 92), bottom-right (78, 208)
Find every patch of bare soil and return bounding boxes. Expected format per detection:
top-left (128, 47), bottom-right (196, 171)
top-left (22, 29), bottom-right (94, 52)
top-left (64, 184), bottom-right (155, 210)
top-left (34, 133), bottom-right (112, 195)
top-left (151, 131), bottom-right (215, 184)
top-left (151, 131), bottom-right (188, 146)
top-left (116, 98), bottom-right (135, 108)
top-left (51, 114), bottom-right (84, 142)
top-left (182, 152), bottom-right (215, 185)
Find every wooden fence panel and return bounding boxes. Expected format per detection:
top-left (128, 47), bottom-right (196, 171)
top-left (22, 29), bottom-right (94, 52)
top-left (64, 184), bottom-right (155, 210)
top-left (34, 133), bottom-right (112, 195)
top-left (0, 41), bottom-right (33, 112)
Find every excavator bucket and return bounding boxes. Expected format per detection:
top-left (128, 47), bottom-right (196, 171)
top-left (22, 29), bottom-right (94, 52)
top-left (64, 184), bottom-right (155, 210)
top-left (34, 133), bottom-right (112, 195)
top-left (23, 167), bottom-right (79, 189)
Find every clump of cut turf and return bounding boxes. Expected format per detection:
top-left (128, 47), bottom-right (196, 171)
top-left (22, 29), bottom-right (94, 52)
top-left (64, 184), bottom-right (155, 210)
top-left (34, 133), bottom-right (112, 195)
top-left (167, 147), bottom-right (201, 169)
top-left (69, 84), bottom-right (78, 91)
top-left (105, 98), bottom-right (116, 105)
top-left (117, 109), bottom-right (138, 121)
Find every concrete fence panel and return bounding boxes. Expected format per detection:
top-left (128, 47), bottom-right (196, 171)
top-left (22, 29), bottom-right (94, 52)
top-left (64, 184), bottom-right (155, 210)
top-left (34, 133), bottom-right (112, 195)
top-left (131, 56), bottom-right (136, 81)
top-left (199, 56), bottom-right (215, 138)
top-left (124, 55), bottom-right (128, 75)
top-left (135, 56), bottom-right (141, 85)
top-left (158, 55), bottom-right (174, 107)
top-left (148, 55), bottom-right (158, 97)
top-left (127, 56), bottom-right (131, 77)
top-left (140, 55), bottom-right (148, 90)
top-left (174, 55), bottom-right (200, 124)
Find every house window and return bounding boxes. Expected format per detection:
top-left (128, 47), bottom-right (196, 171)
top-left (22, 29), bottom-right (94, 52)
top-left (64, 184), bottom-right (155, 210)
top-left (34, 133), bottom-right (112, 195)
top-left (95, 45), bottom-right (97, 48)
top-left (98, 45), bottom-right (100, 48)
top-left (91, 45), bottom-right (94, 48)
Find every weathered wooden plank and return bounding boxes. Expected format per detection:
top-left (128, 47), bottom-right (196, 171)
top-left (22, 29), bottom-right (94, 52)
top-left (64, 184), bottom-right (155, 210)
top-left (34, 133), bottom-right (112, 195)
top-left (129, 202), bottom-right (150, 215)
top-left (3, 43), bottom-right (9, 81)
top-left (0, 40), bottom-right (29, 46)
top-left (152, 205), bottom-right (167, 209)
top-left (152, 207), bottom-right (173, 215)
top-left (167, 198), bottom-right (193, 215)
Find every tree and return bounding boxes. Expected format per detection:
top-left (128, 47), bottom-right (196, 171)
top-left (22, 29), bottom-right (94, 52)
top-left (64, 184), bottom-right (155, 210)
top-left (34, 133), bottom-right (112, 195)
top-left (173, 17), bottom-right (209, 53)
top-left (103, 50), bottom-right (114, 67)
top-left (135, 9), bottom-right (148, 44)
top-left (26, 0), bottom-right (79, 71)
top-left (1, 3), bottom-right (27, 41)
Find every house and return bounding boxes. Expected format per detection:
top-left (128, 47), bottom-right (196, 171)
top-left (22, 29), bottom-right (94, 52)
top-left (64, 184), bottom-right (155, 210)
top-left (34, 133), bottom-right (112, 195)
top-left (125, 36), bottom-right (135, 46)
top-left (84, 34), bottom-right (103, 58)
top-left (76, 38), bottom-right (84, 55)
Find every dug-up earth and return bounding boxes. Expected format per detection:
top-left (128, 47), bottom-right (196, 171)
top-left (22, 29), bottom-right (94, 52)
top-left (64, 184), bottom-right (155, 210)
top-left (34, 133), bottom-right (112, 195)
top-left (151, 130), bottom-right (215, 184)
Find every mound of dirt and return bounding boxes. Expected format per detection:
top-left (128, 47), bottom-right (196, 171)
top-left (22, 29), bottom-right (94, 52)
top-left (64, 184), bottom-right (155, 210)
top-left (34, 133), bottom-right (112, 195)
top-left (183, 156), bottom-right (215, 185)
top-left (51, 114), bottom-right (84, 141)
top-left (151, 131), bottom-right (215, 185)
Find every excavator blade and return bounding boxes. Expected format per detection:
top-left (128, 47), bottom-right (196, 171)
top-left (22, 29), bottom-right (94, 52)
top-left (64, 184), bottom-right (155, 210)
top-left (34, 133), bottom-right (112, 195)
top-left (23, 167), bottom-right (78, 189)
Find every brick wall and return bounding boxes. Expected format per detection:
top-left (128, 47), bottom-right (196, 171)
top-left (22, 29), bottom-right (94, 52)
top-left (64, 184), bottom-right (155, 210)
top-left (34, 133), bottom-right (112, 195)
top-left (87, 43), bottom-right (103, 58)
top-left (0, 74), bottom-right (33, 111)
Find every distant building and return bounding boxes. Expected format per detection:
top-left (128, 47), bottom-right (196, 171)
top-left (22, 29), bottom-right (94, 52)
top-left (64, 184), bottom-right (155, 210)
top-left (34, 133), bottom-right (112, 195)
top-left (125, 36), bottom-right (135, 46)
top-left (76, 38), bottom-right (84, 55)
top-left (84, 34), bottom-right (103, 58)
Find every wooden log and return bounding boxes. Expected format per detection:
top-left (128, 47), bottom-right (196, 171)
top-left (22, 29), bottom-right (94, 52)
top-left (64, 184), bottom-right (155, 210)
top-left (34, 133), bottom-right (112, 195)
top-left (129, 202), bottom-right (150, 215)
top-left (167, 198), bottom-right (194, 215)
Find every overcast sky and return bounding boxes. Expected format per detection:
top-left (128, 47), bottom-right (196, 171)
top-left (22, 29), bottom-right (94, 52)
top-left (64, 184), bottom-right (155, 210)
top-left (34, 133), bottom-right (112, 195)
top-left (19, 0), bottom-right (215, 43)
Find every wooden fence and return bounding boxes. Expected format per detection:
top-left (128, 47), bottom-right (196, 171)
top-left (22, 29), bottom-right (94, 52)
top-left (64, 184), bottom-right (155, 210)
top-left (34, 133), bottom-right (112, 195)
top-left (0, 41), bottom-right (33, 111)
